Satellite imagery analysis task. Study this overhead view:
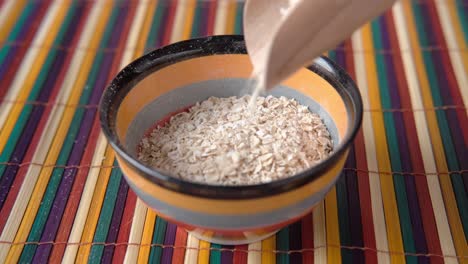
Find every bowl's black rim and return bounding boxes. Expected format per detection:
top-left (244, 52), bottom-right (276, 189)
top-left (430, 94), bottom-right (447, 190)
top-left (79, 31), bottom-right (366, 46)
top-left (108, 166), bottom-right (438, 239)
top-left (99, 35), bottom-right (363, 199)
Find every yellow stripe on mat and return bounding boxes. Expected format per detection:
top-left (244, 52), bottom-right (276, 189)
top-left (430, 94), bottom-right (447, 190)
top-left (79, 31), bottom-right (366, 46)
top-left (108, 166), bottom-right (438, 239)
top-left (0, 1), bottom-right (70, 152)
top-left (181, 0), bottom-right (197, 41)
top-left (197, 240), bottom-right (210, 264)
top-left (261, 235), bottom-right (275, 263)
top-left (224, 0), bottom-right (238, 34)
top-left (137, 210), bottom-right (157, 263)
top-left (361, 23), bottom-right (406, 263)
top-left (400, 0), bottom-right (468, 259)
top-left (4, 3), bottom-right (112, 263)
top-left (325, 188), bottom-right (341, 263)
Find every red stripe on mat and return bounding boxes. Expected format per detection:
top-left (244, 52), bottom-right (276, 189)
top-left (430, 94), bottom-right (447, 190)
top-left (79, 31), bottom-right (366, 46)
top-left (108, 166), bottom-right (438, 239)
top-left (301, 213), bottom-right (314, 264)
top-left (172, 227), bottom-right (188, 263)
top-left (233, 245), bottom-right (248, 264)
top-left (206, 0), bottom-right (217, 35)
top-left (162, 0), bottom-right (177, 45)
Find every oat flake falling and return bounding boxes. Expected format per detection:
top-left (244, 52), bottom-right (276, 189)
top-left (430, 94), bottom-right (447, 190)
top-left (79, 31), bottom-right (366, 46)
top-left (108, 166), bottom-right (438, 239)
top-left (138, 95), bottom-right (333, 185)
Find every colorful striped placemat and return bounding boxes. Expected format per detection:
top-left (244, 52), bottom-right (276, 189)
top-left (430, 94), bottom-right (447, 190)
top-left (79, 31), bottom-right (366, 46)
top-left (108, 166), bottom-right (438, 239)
top-left (0, 0), bottom-right (466, 263)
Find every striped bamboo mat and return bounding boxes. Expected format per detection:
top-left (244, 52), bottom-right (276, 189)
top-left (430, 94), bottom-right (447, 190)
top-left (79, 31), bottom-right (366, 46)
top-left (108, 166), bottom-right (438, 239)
top-left (0, 0), bottom-right (466, 263)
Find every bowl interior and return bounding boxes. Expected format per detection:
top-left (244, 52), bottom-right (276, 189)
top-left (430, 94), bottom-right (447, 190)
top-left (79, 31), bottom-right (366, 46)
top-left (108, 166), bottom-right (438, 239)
top-left (116, 54), bottom-right (349, 162)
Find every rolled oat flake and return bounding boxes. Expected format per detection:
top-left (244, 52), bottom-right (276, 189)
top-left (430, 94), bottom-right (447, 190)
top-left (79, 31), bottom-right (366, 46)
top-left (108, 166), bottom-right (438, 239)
top-left (138, 95), bottom-right (333, 185)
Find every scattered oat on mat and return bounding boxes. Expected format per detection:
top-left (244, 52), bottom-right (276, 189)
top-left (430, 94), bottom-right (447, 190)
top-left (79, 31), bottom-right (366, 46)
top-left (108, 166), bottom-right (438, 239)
top-left (138, 95), bottom-right (333, 185)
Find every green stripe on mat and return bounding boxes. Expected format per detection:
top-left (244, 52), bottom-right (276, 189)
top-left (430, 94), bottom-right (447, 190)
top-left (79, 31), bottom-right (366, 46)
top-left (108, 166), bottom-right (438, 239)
top-left (144, 1), bottom-right (164, 52)
top-left (18, 4), bottom-right (119, 262)
top-left (0, 1), bottom-right (35, 64)
top-left (190, 0), bottom-right (202, 38)
top-left (209, 244), bottom-right (221, 263)
top-left (276, 227), bottom-right (289, 264)
top-left (411, 2), bottom-right (468, 238)
top-left (234, 1), bottom-right (243, 35)
top-left (328, 50), bottom-right (336, 61)
top-left (149, 217), bottom-right (168, 263)
top-left (455, 0), bottom-right (468, 43)
top-left (88, 161), bottom-right (122, 263)
top-left (371, 19), bottom-right (417, 264)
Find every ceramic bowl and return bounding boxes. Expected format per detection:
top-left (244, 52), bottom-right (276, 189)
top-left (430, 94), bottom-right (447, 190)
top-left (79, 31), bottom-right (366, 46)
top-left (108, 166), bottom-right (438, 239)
top-left (99, 35), bottom-right (362, 245)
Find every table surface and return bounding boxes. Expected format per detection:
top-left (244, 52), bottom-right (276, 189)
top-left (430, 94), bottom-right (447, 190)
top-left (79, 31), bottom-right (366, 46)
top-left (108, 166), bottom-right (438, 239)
top-left (0, 0), bottom-right (466, 263)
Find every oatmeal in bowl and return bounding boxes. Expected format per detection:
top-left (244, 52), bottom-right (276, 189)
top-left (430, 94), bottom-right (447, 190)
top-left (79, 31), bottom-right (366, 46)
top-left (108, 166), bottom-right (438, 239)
top-left (99, 35), bottom-right (362, 245)
top-left (138, 95), bottom-right (333, 186)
